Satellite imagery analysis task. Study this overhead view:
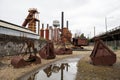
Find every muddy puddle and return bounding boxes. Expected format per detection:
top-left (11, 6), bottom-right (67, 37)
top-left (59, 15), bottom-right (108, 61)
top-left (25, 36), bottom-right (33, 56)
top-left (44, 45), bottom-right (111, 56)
top-left (21, 56), bottom-right (82, 80)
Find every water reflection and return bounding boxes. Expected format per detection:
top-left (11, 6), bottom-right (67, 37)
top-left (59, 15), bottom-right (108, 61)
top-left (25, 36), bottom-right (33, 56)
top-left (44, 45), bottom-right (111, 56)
top-left (35, 62), bottom-right (78, 80)
top-left (27, 57), bottom-right (80, 80)
top-left (43, 63), bottom-right (69, 80)
top-left (27, 72), bottom-right (38, 80)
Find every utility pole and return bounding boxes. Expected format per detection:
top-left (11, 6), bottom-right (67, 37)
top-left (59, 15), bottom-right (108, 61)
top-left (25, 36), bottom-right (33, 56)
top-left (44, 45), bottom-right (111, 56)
top-left (105, 17), bottom-right (107, 32)
top-left (94, 26), bottom-right (95, 37)
top-left (105, 17), bottom-right (108, 45)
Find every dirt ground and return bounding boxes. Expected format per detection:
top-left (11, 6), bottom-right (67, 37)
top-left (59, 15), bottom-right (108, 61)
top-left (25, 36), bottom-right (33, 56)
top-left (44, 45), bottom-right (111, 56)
top-left (0, 46), bottom-right (120, 80)
top-left (0, 46), bottom-right (90, 80)
top-left (76, 49), bottom-right (120, 80)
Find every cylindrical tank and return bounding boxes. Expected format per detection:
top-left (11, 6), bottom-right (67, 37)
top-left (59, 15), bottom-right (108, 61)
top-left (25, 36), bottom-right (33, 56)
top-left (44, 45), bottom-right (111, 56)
top-left (49, 26), bottom-right (53, 41)
top-left (54, 27), bottom-right (59, 42)
top-left (45, 24), bottom-right (49, 40)
top-left (40, 24), bottom-right (44, 38)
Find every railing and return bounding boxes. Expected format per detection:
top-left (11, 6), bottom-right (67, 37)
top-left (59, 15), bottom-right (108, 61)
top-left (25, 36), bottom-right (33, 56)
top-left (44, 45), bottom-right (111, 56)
top-left (95, 26), bottom-right (120, 37)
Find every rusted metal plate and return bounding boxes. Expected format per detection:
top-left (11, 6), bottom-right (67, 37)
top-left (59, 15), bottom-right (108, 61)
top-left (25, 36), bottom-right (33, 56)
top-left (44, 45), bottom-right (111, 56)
top-left (11, 56), bottom-right (26, 68)
top-left (11, 55), bottom-right (41, 68)
top-left (90, 37), bottom-right (116, 66)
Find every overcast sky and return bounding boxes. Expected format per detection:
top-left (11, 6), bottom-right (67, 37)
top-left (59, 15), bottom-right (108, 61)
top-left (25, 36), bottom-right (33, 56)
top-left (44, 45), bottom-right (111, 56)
top-left (0, 0), bottom-right (120, 38)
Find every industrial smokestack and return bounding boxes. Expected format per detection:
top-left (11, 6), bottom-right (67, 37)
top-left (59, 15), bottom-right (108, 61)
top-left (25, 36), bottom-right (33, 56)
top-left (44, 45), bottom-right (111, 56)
top-left (61, 12), bottom-right (64, 36)
top-left (42, 23), bottom-right (44, 29)
top-left (47, 24), bottom-right (49, 29)
top-left (38, 21), bottom-right (40, 35)
top-left (66, 20), bottom-right (68, 29)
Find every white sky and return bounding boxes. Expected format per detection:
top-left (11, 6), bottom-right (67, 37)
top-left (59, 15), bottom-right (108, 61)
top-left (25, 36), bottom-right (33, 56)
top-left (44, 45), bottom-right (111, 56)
top-left (0, 0), bottom-right (120, 38)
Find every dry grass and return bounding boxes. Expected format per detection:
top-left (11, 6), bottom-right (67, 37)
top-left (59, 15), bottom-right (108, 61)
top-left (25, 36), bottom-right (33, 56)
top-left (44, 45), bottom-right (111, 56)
top-left (76, 50), bottom-right (120, 80)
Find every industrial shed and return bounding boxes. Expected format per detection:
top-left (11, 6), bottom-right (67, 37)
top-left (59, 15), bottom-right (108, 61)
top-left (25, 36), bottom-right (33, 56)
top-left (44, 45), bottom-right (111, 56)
top-left (0, 19), bottom-right (39, 39)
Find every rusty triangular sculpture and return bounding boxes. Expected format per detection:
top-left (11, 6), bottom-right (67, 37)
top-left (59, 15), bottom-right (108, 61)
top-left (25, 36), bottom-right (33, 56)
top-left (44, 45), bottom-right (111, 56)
top-left (90, 37), bottom-right (116, 66)
top-left (39, 40), bottom-right (56, 59)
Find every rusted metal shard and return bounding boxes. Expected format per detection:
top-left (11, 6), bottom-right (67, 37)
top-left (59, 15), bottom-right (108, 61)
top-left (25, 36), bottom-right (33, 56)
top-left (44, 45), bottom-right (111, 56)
top-left (90, 37), bottom-right (116, 66)
top-left (11, 56), bottom-right (26, 68)
top-left (39, 41), bottom-right (56, 59)
top-left (55, 48), bottom-right (72, 55)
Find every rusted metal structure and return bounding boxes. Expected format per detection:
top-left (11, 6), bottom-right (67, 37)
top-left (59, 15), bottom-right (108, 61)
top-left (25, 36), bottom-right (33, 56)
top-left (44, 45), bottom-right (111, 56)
top-left (22, 8), bottom-right (40, 33)
top-left (55, 47), bottom-right (72, 55)
top-left (54, 12), bottom-right (72, 55)
top-left (73, 38), bottom-right (88, 46)
top-left (72, 38), bottom-right (89, 50)
top-left (60, 12), bottom-right (72, 43)
top-left (11, 56), bottom-right (26, 68)
top-left (62, 27), bottom-right (72, 42)
top-left (40, 24), bottom-right (45, 38)
top-left (61, 12), bottom-right (64, 36)
top-left (11, 40), bottom-right (41, 68)
top-left (11, 55), bottom-right (41, 68)
top-left (54, 36), bottom-right (72, 55)
top-left (90, 37), bottom-right (116, 66)
top-left (45, 24), bottom-right (49, 40)
top-left (39, 40), bottom-right (56, 59)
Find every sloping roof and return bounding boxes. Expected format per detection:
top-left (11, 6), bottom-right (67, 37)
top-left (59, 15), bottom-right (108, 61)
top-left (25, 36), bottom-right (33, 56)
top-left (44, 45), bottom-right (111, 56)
top-left (0, 19), bottom-right (39, 39)
top-left (0, 19), bottom-right (37, 35)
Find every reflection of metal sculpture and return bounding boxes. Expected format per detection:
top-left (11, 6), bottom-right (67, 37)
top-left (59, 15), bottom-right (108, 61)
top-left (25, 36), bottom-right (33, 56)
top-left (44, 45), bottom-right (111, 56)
top-left (52, 65), bottom-right (60, 73)
top-left (43, 63), bottom-right (69, 79)
top-left (90, 37), bottom-right (116, 66)
top-left (43, 65), bottom-right (52, 77)
top-left (27, 71), bottom-right (39, 80)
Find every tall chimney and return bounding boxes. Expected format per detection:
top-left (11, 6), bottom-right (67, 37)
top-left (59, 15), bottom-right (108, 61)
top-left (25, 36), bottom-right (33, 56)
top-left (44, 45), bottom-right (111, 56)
top-left (42, 23), bottom-right (44, 29)
top-left (47, 24), bottom-right (49, 29)
top-left (40, 23), bottom-right (44, 38)
top-left (66, 20), bottom-right (68, 29)
top-left (61, 12), bottom-right (64, 36)
top-left (45, 24), bottom-right (49, 40)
